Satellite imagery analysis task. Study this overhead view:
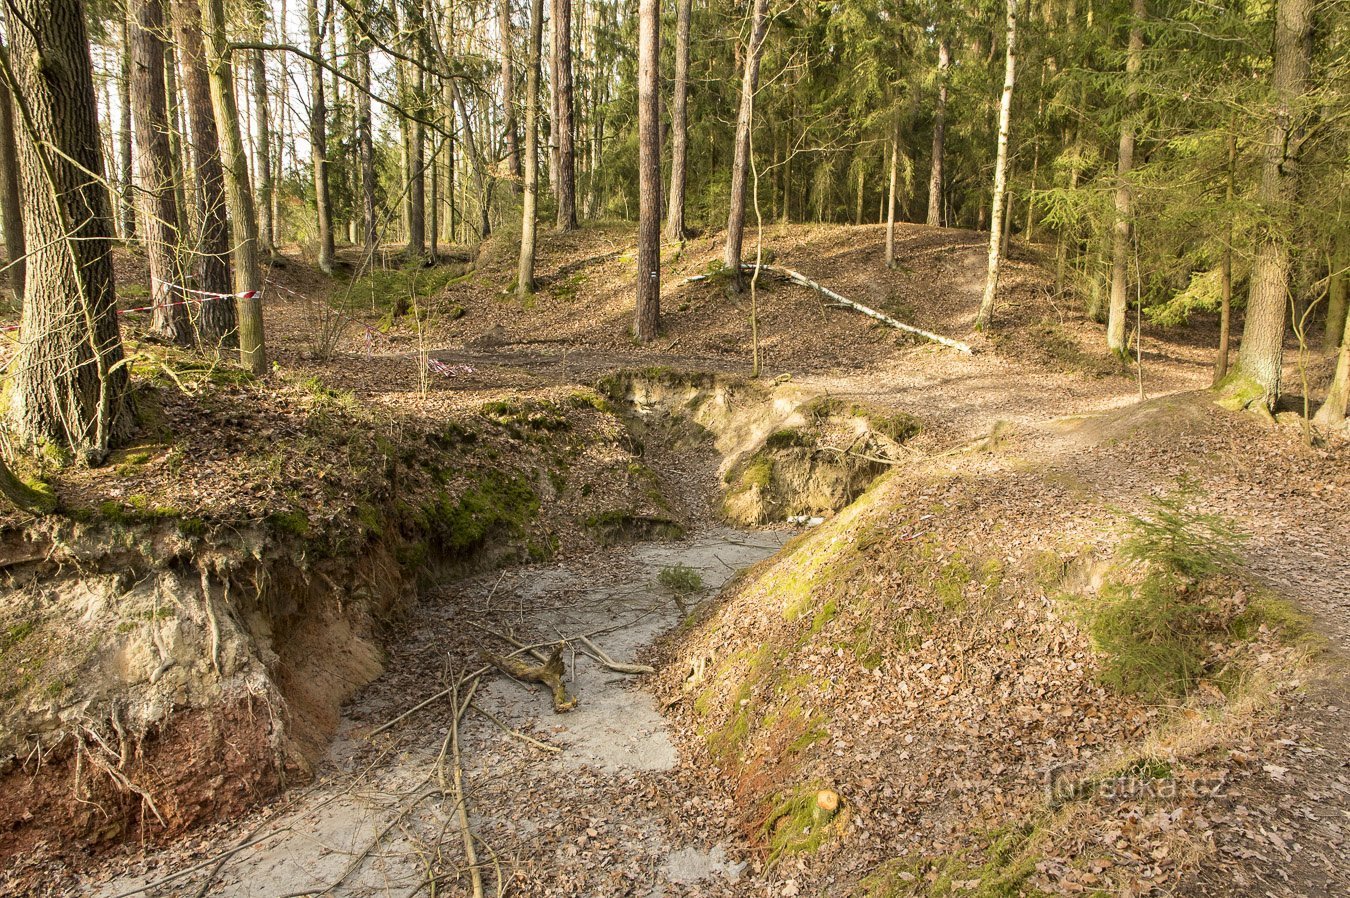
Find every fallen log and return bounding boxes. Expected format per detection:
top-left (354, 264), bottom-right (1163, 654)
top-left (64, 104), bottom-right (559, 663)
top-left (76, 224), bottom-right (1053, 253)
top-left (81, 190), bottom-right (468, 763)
top-left (482, 645), bottom-right (579, 713)
top-left (682, 265), bottom-right (972, 354)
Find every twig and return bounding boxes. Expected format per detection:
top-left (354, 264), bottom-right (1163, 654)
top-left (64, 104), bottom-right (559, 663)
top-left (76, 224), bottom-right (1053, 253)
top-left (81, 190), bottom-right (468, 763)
top-left (448, 680), bottom-right (484, 898)
top-left (576, 634), bottom-right (655, 675)
top-left (469, 702), bottom-right (562, 753)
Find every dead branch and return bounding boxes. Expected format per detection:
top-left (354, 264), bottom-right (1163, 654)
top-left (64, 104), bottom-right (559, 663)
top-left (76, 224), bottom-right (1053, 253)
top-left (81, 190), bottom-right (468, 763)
top-left (481, 645), bottom-right (579, 713)
top-left (446, 679), bottom-right (484, 898)
top-left (470, 702), bottom-right (562, 753)
top-left (576, 634), bottom-right (655, 675)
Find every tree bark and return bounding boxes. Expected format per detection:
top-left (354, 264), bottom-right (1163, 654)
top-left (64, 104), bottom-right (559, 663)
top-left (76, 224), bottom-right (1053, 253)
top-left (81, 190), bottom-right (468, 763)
top-left (1324, 231), bottom-right (1347, 352)
top-left (633, 0), bottom-right (660, 341)
top-left (249, 1), bottom-right (276, 258)
top-left (663, 0), bottom-right (691, 243)
top-left (308, 0), bottom-right (336, 272)
top-left (974, 0), bottom-right (1018, 333)
top-left (884, 120), bottom-right (899, 268)
top-left (0, 40), bottom-right (25, 300)
top-left (499, 0), bottom-right (521, 184)
top-left (1315, 284), bottom-right (1350, 428)
top-left (552, 0), bottom-right (577, 230)
top-left (926, 36), bottom-right (949, 228)
top-left (1106, 0), bottom-right (1144, 355)
top-left (1213, 130), bottom-right (1237, 385)
top-left (452, 81), bottom-right (491, 239)
top-left (723, 0), bottom-right (771, 289)
top-left (131, 0), bottom-right (191, 345)
top-left (202, 0), bottom-right (267, 372)
top-left (163, 43), bottom-right (191, 242)
top-left (1231, 0), bottom-right (1312, 409)
top-left (173, 0), bottom-right (236, 349)
top-left (118, 14), bottom-right (137, 241)
top-left (518, 0), bottom-right (543, 298)
top-left (4, 0), bottom-right (131, 460)
top-left (354, 0), bottom-right (377, 253)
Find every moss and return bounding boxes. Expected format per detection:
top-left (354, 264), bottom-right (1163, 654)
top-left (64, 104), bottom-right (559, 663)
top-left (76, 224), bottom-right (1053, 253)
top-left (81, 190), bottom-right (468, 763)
top-left (177, 516), bottom-right (206, 538)
top-left (852, 406), bottom-right (922, 443)
top-left (566, 389), bottom-right (614, 413)
top-left (479, 398), bottom-right (570, 434)
top-left (810, 597), bottom-right (839, 634)
top-left (355, 502), bottom-right (384, 536)
top-left (859, 825), bottom-right (1045, 898)
top-left (741, 455), bottom-right (774, 490)
top-left (765, 428), bottom-right (813, 450)
top-left (761, 784), bottom-right (842, 866)
top-left (584, 510), bottom-right (684, 546)
top-left (934, 556), bottom-right (974, 611)
top-left (419, 472), bottom-right (541, 558)
top-left (1215, 370), bottom-right (1268, 411)
top-left (269, 509), bottom-right (312, 537)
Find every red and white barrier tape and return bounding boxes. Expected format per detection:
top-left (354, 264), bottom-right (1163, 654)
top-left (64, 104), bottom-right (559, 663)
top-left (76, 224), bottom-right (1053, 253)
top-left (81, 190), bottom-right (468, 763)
top-left (427, 358), bottom-right (474, 378)
top-left (1, 283), bottom-right (257, 333)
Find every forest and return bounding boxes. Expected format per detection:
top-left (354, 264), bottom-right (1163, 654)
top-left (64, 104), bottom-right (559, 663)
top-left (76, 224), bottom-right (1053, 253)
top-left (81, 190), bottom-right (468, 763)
top-left (0, 0), bottom-right (1346, 896)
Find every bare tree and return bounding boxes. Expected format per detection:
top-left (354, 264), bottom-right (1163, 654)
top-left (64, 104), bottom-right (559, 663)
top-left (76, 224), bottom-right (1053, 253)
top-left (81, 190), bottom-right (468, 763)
top-left (0, 35), bottom-right (24, 300)
top-left (634, 0), bottom-right (660, 341)
top-left (975, 0), bottom-right (1018, 333)
top-left (926, 36), bottom-right (949, 228)
top-left (249, 1), bottom-right (277, 258)
top-left (723, 0), bottom-right (772, 289)
top-left (1106, 0), bottom-right (1144, 355)
top-left (518, 0), bottom-right (544, 298)
top-left (663, 0), bottom-right (691, 243)
top-left (309, 0), bottom-right (336, 272)
top-left (499, 0), bottom-right (521, 184)
top-left (3, 0), bottom-right (131, 459)
top-left (131, 0), bottom-right (191, 345)
top-left (174, 0), bottom-right (236, 348)
top-left (552, 0), bottom-right (577, 230)
top-left (202, 0), bottom-right (267, 372)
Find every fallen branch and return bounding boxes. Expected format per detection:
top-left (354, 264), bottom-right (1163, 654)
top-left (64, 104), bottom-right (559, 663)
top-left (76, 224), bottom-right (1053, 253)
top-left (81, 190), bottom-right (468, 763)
top-left (688, 265), bottom-right (973, 354)
top-left (445, 680), bottom-right (484, 898)
top-left (576, 634), bottom-right (655, 675)
top-left (482, 645), bottom-right (579, 712)
top-left (469, 702), bottom-right (562, 753)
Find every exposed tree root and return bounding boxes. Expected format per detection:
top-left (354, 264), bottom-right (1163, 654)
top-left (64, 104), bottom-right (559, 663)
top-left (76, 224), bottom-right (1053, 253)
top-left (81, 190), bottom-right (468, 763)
top-left (482, 645), bottom-right (579, 713)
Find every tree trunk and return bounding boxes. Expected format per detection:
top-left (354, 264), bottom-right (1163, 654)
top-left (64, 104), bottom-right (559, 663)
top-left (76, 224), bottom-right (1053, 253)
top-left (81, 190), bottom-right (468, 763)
top-left (1324, 230), bottom-right (1347, 352)
top-left (518, 0), bottom-right (543, 298)
top-left (0, 40), bottom-right (25, 300)
top-left (1106, 0), bottom-right (1144, 355)
top-left (405, 61), bottom-right (427, 258)
top-left (308, 0), bottom-right (336, 273)
top-left (723, 0), bottom-right (771, 288)
top-left (633, 0), bottom-right (660, 341)
top-left (1213, 130), bottom-right (1237, 384)
top-left (552, 0), bottom-right (577, 230)
top-left (884, 121), bottom-right (899, 268)
top-left (202, 0), bottom-right (267, 372)
top-left (249, 1), bottom-right (276, 258)
top-left (163, 44), bottom-right (191, 242)
top-left (926, 37), bottom-right (949, 228)
top-left (974, 0), bottom-right (1018, 333)
top-left (355, 1), bottom-right (377, 253)
top-left (1315, 287), bottom-right (1350, 428)
top-left (1231, 0), bottom-right (1312, 409)
top-left (452, 81), bottom-right (491, 239)
top-left (6, 0), bottom-right (131, 460)
top-left (131, 0), bottom-right (191, 345)
top-left (663, 0), bottom-right (691, 243)
top-left (173, 0), bottom-right (236, 349)
top-left (118, 14), bottom-right (137, 241)
top-left (499, 0), bottom-right (521, 184)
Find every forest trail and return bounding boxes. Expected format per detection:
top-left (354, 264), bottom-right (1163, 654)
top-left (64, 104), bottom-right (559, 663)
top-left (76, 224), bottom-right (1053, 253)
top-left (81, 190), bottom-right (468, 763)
top-left (62, 224), bottom-right (1349, 897)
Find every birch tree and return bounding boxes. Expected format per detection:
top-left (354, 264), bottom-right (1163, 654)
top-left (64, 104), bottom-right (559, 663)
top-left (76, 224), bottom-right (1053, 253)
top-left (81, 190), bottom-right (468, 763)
top-left (974, 0), bottom-right (1018, 333)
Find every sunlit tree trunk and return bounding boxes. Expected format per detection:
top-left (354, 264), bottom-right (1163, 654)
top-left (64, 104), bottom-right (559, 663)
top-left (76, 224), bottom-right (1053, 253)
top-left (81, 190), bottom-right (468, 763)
top-left (202, 0), bottom-right (267, 372)
top-left (1324, 231), bottom-right (1347, 352)
top-left (975, 0), bottom-right (1018, 333)
top-left (634, 0), bottom-right (660, 341)
top-left (308, 0), bottom-right (335, 272)
top-left (499, 0), bottom-right (521, 184)
top-left (1213, 131), bottom-right (1237, 384)
top-left (354, 1), bottom-right (377, 253)
top-left (552, 0), bottom-right (577, 230)
top-left (0, 39), bottom-right (25, 300)
top-left (663, 0), bottom-right (691, 243)
top-left (518, 0), bottom-right (544, 298)
top-left (926, 37), bottom-right (948, 228)
top-left (249, 1), bottom-right (276, 258)
top-left (118, 14), bottom-right (137, 241)
top-left (6, 0), bottom-right (130, 460)
top-left (885, 121), bottom-right (899, 268)
top-left (131, 0), bottom-right (191, 344)
top-left (1106, 0), bottom-right (1144, 355)
top-left (723, 0), bottom-right (771, 288)
top-left (1231, 0), bottom-right (1312, 409)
